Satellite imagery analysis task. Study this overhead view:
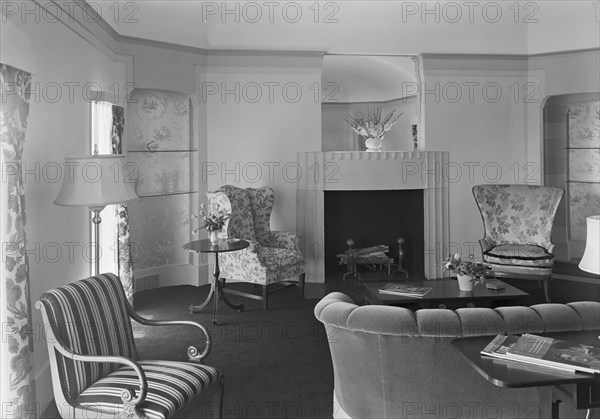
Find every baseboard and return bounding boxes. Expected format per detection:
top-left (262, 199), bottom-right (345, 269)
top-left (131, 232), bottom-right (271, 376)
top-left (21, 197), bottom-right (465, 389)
top-left (553, 261), bottom-right (600, 284)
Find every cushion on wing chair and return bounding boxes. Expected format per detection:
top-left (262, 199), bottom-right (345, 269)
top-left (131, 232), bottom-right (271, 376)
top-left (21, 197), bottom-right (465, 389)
top-left (483, 243), bottom-right (554, 267)
top-left (76, 360), bottom-right (221, 419)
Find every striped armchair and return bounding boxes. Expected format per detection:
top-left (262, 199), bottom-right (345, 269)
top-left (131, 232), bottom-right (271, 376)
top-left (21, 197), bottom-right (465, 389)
top-left (473, 184), bottom-right (564, 302)
top-left (208, 185), bottom-right (305, 310)
top-left (36, 273), bottom-right (223, 419)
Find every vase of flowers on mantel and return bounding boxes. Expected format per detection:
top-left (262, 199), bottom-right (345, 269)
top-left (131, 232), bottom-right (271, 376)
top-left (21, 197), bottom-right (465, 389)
top-left (343, 107), bottom-right (402, 152)
top-left (442, 254), bottom-right (491, 292)
top-left (193, 203), bottom-right (231, 245)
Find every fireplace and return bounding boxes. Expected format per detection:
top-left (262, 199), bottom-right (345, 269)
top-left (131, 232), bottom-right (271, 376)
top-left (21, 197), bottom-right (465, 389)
top-left (297, 151), bottom-right (449, 283)
top-left (324, 190), bottom-right (424, 277)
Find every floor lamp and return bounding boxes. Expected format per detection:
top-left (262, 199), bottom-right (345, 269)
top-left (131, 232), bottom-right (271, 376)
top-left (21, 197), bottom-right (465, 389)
top-left (579, 215), bottom-right (600, 276)
top-left (54, 155), bottom-right (137, 275)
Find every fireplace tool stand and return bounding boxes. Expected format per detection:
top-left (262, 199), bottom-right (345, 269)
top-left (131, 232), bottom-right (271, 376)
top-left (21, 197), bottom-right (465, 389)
top-left (390, 237), bottom-right (409, 278)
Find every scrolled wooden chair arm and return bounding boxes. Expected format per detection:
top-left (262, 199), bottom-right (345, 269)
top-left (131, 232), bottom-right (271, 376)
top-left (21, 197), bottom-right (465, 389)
top-left (50, 337), bottom-right (148, 408)
top-left (128, 311), bottom-right (212, 362)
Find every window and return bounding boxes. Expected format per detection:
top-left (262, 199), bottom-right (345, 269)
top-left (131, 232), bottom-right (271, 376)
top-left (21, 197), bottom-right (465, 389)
top-left (90, 100), bottom-right (120, 274)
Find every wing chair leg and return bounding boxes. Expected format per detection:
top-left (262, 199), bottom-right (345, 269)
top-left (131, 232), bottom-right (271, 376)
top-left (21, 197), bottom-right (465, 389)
top-left (262, 285), bottom-right (269, 311)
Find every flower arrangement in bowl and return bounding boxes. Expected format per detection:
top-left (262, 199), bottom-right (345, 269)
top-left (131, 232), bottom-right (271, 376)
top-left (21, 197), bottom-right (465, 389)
top-left (441, 254), bottom-right (491, 291)
top-left (193, 203), bottom-right (231, 244)
top-left (343, 107), bottom-right (402, 152)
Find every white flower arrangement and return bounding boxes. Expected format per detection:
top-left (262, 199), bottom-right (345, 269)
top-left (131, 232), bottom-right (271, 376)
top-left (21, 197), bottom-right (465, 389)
top-left (343, 107), bottom-right (402, 139)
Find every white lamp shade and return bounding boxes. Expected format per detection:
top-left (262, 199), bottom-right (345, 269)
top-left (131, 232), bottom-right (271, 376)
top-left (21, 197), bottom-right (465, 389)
top-left (579, 215), bottom-right (600, 275)
top-left (54, 155), bottom-right (137, 207)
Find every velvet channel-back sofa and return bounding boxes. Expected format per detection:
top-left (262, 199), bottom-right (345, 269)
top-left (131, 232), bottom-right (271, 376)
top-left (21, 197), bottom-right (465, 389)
top-left (315, 292), bottom-right (600, 419)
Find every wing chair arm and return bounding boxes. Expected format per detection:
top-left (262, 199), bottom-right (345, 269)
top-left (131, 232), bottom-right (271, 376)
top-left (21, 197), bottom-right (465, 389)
top-left (261, 231), bottom-right (302, 252)
top-left (128, 311), bottom-right (212, 362)
top-left (478, 238), bottom-right (496, 253)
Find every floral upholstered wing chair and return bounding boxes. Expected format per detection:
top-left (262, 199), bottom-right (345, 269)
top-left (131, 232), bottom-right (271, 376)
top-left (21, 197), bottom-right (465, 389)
top-left (472, 184), bottom-right (564, 302)
top-left (207, 185), bottom-right (305, 310)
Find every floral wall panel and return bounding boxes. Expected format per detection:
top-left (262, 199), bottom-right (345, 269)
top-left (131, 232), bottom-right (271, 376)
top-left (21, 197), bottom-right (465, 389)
top-left (125, 89), bottom-right (197, 273)
top-left (568, 182), bottom-right (600, 240)
top-left (568, 102), bottom-right (600, 148)
top-left (127, 89), bottom-right (191, 151)
top-left (568, 101), bottom-right (600, 241)
top-left (569, 149), bottom-right (600, 182)
top-left (130, 152), bottom-right (193, 196)
top-left (128, 195), bottom-right (194, 270)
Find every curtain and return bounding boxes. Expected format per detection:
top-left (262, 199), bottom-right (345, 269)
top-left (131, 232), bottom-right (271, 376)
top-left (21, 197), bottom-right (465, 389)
top-left (111, 105), bottom-right (134, 304)
top-left (91, 101), bottom-right (113, 154)
top-left (1, 64), bottom-right (37, 415)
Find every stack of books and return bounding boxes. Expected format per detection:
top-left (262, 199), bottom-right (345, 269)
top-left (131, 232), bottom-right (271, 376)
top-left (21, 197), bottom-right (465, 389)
top-left (481, 334), bottom-right (600, 374)
top-left (378, 283), bottom-right (433, 298)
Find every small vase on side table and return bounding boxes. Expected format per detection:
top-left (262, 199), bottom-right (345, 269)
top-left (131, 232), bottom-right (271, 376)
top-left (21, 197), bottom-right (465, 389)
top-left (208, 230), bottom-right (220, 244)
top-left (457, 274), bottom-right (474, 292)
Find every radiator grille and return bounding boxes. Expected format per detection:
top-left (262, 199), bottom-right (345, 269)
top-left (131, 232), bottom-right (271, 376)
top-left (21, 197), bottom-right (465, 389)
top-left (134, 274), bottom-right (159, 294)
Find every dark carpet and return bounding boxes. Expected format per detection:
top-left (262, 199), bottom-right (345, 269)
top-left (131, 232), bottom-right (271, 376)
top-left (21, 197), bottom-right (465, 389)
top-left (131, 264), bottom-right (599, 419)
top-left (134, 283), bottom-right (334, 419)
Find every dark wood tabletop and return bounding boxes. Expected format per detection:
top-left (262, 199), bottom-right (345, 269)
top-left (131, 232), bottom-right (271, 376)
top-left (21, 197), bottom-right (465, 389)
top-left (451, 331), bottom-right (600, 389)
top-left (183, 238), bottom-right (249, 254)
top-left (364, 278), bottom-right (529, 306)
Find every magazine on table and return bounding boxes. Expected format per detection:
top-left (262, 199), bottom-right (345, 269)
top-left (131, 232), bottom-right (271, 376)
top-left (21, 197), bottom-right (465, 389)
top-left (481, 334), bottom-right (600, 375)
top-left (378, 283), bottom-right (433, 298)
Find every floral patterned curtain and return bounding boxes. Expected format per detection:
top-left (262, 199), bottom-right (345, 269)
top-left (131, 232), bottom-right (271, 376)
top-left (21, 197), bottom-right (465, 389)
top-left (1, 63), bottom-right (37, 415)
top-left (111, 105), bottom-right (135, 304)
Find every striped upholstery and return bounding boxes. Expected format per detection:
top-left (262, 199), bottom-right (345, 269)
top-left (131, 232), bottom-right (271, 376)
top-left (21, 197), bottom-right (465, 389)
top-left (76, 360), bottom-right (221, 419)
top-left (39, 273), bottom-right (137, 401)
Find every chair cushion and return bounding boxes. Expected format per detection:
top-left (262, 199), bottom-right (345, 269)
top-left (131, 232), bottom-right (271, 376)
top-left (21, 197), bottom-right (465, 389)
top-left (259, 247), bottom-right (304, 270)
top-left (483, 244), bottom-right (554, 267)
top-left (76, 360), bottom-right (221, 419)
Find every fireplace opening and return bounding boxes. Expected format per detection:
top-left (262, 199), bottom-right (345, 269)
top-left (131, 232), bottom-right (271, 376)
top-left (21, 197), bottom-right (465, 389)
top-left (324, 189), bottom-right (425, 279)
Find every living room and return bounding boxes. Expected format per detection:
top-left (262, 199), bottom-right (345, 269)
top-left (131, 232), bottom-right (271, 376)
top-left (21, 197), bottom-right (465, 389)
top-left (2, 1), bottom-right (599, 418)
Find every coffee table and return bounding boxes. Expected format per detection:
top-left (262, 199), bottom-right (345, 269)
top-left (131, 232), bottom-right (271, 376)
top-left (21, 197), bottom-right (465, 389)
top-left (452, 331), bottom-right (600, 418)
top-left (364, 278), bottom-right (528, 309)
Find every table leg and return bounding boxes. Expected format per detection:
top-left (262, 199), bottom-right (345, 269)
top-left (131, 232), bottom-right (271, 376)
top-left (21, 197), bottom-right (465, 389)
top-left (189, 277), bottom-right (216, 314)
top-left (217, 280), bottom-right (244, 312)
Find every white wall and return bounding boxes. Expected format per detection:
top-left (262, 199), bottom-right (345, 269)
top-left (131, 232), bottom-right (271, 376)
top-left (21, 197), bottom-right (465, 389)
top-left (204, 53), bottom-right (323, 230)
top-left (422, 55), bottom-right (531, 259)
top-left (1, 11), bottom-right (127, 416)
top-left (422, 50), bottom-right (600, 261)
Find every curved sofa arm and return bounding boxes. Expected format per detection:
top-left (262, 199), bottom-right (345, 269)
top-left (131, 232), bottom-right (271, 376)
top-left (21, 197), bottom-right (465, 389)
top-left (128, 310), bottom-right (212, 362)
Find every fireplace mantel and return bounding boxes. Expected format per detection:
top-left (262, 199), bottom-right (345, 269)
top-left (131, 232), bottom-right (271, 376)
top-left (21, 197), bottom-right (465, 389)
top-left (297, 151), bottom-right (450, 283)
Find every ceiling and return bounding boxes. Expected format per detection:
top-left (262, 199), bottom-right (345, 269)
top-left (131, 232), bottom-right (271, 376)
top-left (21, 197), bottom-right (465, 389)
top-left (95, 1), bottom-right (600, 55)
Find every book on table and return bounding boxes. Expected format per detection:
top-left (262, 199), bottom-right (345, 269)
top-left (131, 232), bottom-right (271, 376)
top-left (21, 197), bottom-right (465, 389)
top-left (378, 283), bottom-right (433, 298)
top-left (481, 334), bottom-right (600, 375)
